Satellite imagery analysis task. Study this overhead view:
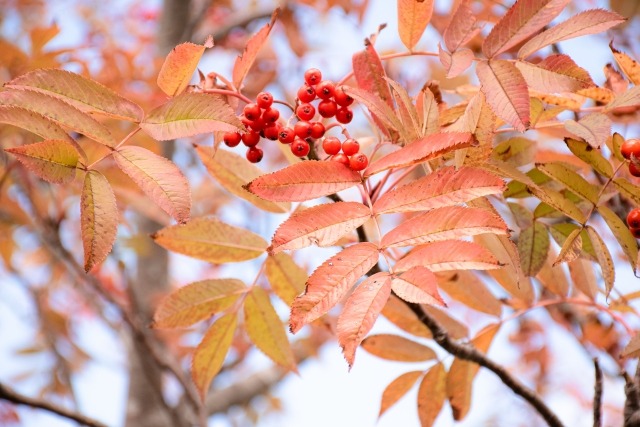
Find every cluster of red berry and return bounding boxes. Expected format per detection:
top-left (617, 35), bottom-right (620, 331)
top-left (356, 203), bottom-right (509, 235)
top-left (322, 136), bottom-right (368, 171)
top-left (622, 138), bottom-right (640, 177)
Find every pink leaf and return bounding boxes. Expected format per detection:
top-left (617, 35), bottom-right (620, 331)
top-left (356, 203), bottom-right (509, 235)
top-left (518, 9), bottom-right (626, 59)
top-left (482, 0), bottom-right (571, 58)
top-left (337, 272), bottom-right (392, 368)
top-left (290, 243), bottom-right (379, 333)
top-left (395, 240), bottom-right (501, 272)
top-left (5, 139), bottom-right (78, 184)
top-left (246, 161), bottom-right (362, 202)
top-left (397, 0), bottom-right (434, 51)
top-left (443, 0), bottom-right (482, 52)
top-left (232, 10), bottom-right (278, 89)
top-left (270, 202), bottom-right (371, 254)
top-left (438, 45), bottom-right (475, 79)
top-left (114, 146), bottom-right (191, 223)
top-left (515, 55), bottom-right (595, 93)
top-left (364, 132), bottom-right (473, 177)
top-left (81, 171), bottom-right (118, 272)
top-left (391, 267), bottom-right (445, 306)
top-left (605, 86), bottom-right (640, 111)
top-left (477, 60), bottom-right (530, 132)
top-left (342, 85), bottom-right (403, 138)
top-left (564, 112), bottom-right (611, 148)
top-left (0, 106), bottom-right (73, 143)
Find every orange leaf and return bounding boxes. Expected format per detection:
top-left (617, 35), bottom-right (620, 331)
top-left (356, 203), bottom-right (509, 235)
top-left (337, 272), bottom-right (392, 367)
top-left (417, 363), bottom-right (447, 426)
top-left (0, 106), bottom-right (73, 143)
top-left (391, 267), bottom-right (445, 306)
top-left (605, 86), bottom-right (640, 111)
top-left (397, 0), bottom-right (434, 51)
top-left (381, 295), bottom-right (432, 339)
top-left (362, 334), bottom-right (436, 362)
top-left (515, 54), bottom-right (595, 93)
top-left (244, 287), bottom-right (297, 371)
top-left (232, 9), bottom-right (279, 89)
top-left (5, 139), bottom-right (78, 184)
top-left (153, 279), bottom-right (246, 328)
top-left (246, 161), bottom-right (362, 202)
top-left (611, 41), bottom-right (640, 85)
top-left (152, 217), bottom-right (267, 263)
top-left (191, 313), bottom-right (237, 401)
top-left (158, 35), bottom-right (213, 97)
top-left (622, 333), bottom-right (640, 358)
top-left (114, 146), bottom-right (191, 223)
top-left (81, 171), bottom-right (118, 272)
top-left (568, 259), bottom-right (599, 300)
top-left (437, 271), bottom-right (502, 316)
top-left (476, 60), bottom-right (530, 132)
top-left (270, 202), bottom-right (371, 253)
top-left (378, 371), bottom-right (423, 417)
top-left (443, 0), bottom-right (481, 52)
top-left (265, 253), bottom-right (307, 306)
top-left (395, 240), bottom-right (501, 272)
top-left (482, 0), bottom-right (571, 58)
top-left (290, 243), bottom-right (379, 333)
top-left (386, 77), bottom-right (421, 141)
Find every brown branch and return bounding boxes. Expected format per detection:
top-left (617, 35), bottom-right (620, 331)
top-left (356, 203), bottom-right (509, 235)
top-left (593, 358), bottom-right (603, 427)
top-left (624, 364), bottom-right (640, 426)
top-left (0, 382), bottom-right (107, 427)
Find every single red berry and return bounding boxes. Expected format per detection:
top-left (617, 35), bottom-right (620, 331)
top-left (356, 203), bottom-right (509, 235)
top-left (315, 80), bottom-right (335, 100)
top-left (296, 103), bottom-right (316, 121)
top-left (294, 121), bottom-right (313, 139)
top-left (297, 84), bottom-right (316, 103)
top-left (248, 117), bottom-right (265, 131)
top-left (628, 208), bottom-right (640, 228)
top-left (331, 153), bottom-right (350, 166)
top-left (241, 131), bottom-right (261, 147)
top-left (323, 136), bottom-right (341, 155)
top-left (621, 139), bottom-right (640, 160)
top-left (290, 138), bottom-right (310, 157)
top-left (631, 162), bottom-right (640, 177)
top-left (256, 92), bottom-right (273, 109)
top-left (241, 116), bottom-right (252, 128)
top-left (318, 99), bottom-right (338, 118)
top-left (278, 127), bottom-right (295, 144)
top-left (310, 122), bottom-right (325, 139)
top-left (334, 86), bottom-right (354, 106)
top-left (342, 138), bottom-right (360, 156)
top-left (631, 227), bottom-right (640, 238)
top-left (262, 107), bottom-right (280, 123)
top-left (223, 132), bottom-right (242, 147)
top-left (243, 103), bottom-right (261, 121)
top-left (246, 146), bottom-right (264, 163)
top-left (336, 107), bottom-right (353, 124)
top-left (263, 123), bottom-right (281, 140)
top-left (304, 68), bottom-right (322, 86)
top-left (349, 153), bottom-right (368, 171)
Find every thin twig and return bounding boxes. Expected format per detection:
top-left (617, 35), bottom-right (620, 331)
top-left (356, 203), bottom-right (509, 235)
top-left (593, 358), bottom-right (603, 427)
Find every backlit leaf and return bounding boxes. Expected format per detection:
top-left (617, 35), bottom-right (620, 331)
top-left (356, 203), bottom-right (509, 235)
top-left (586, 226), bottom-right (615, 297)
top-left (158, 36), bottom-right (213, 97)
top-left (493, 137), bottom-right (535, 166)
top-left (528, 184), bottom-right (586, 222)
top-left (337, 272), bottom-right (392, 367)
top-left (439, 45), bottom-right (475, 79)
top-left (379, 371), bottom-right (423, 417)
top-left (114, 146), bottom-right (191, 223)
top-left (416, 88), bottom-right (439, 136)
top-left (270, 202), bottom-right (371, 253)
top-left (418, 363), bottom-right (447, 427)
top-left (437, 271), bottom-right (502, 316)
top-left (244, 287), bottom-right (297, 371)
top-left (265, 253), bottom-right (306, 306)
top-left (610, 42), bottom-right (640, 85)
top-left (352, 39), bottom-right (394, 112)
top-left (81, 171), bottom-right (118, 272)
top-left (565, 137), bottom-right (613, 177)
top-left (386, 77), bottom-right (421, 140)
top-left (569, 259), bottom-right (599, 300)
top-left (598, 205), bottom-right (639, 270)
top-left (6, 69), bottom-right (143, 122)
top-left (518, 221), bottom-right (549, 277)
top-left (552, 228), bottom-right (582, 266)
top-left (140, 93), bottom-right (242, 141)
top-left (342, 85), bottom-right (403, 136)
top-left (395, 240), bottom-right (501, 272)
top-left (613, 178), bottom-right (640, 206)
top-left (537, 247), bottom-right (569, 296)
top-left (549, 223), bottom-right (596, 260)
top-left (232, 10), bottom-right (278, 88)
top-left (290, 243), bottom-right (379, 333)
top-left (564, 112), bottom-right (611, 149)
top-left (443, 0), bottom-right (481, 52)
top-left (391, 267), bottom-right (445, 306)
top-left (5, 139), bottom-right (78, 184)
top-left (362, 334), bottom-right (436, 362)
top-left (537, 162), bottom-right (600, 203)
top-left (515, 55), bottom-right (594, 93)
top-left (397, 0), bottom-right (433, 51)
top-left (192, 313), bottom-right (237, 401)
top-left (247, 161), bottom-right (361, 202)
top-left (153, 279), bottom-right (246, 328)
top-left (381, 295), bottom-right (432, 339)
top-left (605, 86), bottom-right (640, 111)
top-left (0, 106), bottom-right (72, 142)
top-left (152, 217), bottom-right (267, 263)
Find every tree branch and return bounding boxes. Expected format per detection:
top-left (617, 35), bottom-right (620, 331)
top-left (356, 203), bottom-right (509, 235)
top-left (593, 358), bottom-right (603, 427)
top-left (0, 382), bottom-right (107, 427)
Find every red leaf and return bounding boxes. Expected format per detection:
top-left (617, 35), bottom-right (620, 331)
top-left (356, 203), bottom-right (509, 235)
top-left (443, 0), bottom-right (481, 52)
top-left (477, 60), bottom-right (530, 132)
top-left (515, 54), bottom-right (595, 93)
top-left (397, 0), bottom-right (434, 51)
top-left (5, 139), bottom-right (78, 184)
top-left (289, 243), bottom-right (379, 333)
top-left (395, 240), bottom-right (501, 272)
top-left (81, 171), bottom-right (118, 272)
top-left (482, 0), bottom-right (571, 58)
top-left (232, 9), bottom-right (279, 89)
top-left (246, 161), bottom-right (362, 202)
top-left (270, 202), bottom-right (371, 253)
top-left (342, 85), bottom-right (403, 137)
top-left (391, 267), bottom-right (445, 306)
top-left (337, 272), bottom-right (392, 367)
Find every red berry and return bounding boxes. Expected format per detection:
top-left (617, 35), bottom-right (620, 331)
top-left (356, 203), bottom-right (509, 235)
top-left (248, 117), bottom-right (265, 131)
top-left (256, 92), bottom-right (273, 109)
top-left (334, 86), bottom-right (354, 106)
top-left (349, 153), bottom-right (368, 171)
top-left (241, 131), bottom-right (260, 147)
top-left (315, 80), bottom-right (335, 100)
top-left (278, 127), bottom-right (295, 144)
top-left (342, 138), bottom-right (360, 156)
top-left (296, 103), bottom-right (316, 121)
top-left (310, 122), bottom-right (325, 139)
top-left (631, 162), bottom-right (640, 177)
top-left (223, 132), bottom-right (241, 147)
top-left (621, 138), bottom-right (640, 160)
top-left (304, 68), bottom-right (322, 86)
top-left (291, 138), bottom-right (310, 157)
top-left (318, 99), bottom-right (338, 118)
top-left (294, 121), bottom-right (313, 139)
top-left (331, 153), bottom-right (350, 166)
top-left (246, 147), bottom-right (264, 163)
top-left (323, 136), bottom-right (341, 155)
top-left (241, 116), bottom-right (252, 128)
top-left (262, 107), bottom-right (280, 123)
top-left (243, 103), bottom-right (261, 121)
top-left (297, 84), bottom-right (316, 103)
top-left (336, 107), bottom-right (353, 124)
top-left (628, 208), bottom-right (640, 228)
top-left (263, 123), bottom-right (280, 140)
top-left (632, 228), bottom-right (640, 238)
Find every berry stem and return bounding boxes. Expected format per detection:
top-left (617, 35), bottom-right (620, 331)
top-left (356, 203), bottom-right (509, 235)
top-left (273, 99), bottom-right (295, 112)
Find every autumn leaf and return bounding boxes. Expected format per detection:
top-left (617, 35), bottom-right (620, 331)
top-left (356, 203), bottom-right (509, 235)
top-left (437, 271), bottom-right (502, 316)
top-left (391, 267), bottom-right (445, 306)
top-left (565, 138), bottom-right (613, 178)
top-left (528, 184), bottom-right (586, 223)
top-left (152, 217), bottom-right (267, 263)
top-left (416, 88), bottom-right (439, 136)
top-left (586, 226), bottom-right (615, 298)
top-left (610, 41), bottom-right (640, 85)
top-left (564, 112), bottom-right (611, 149)
top-left (598, 205), bottom-right (639, 271)
top-left (232, 10), bottom-right (278, 89)
top-left (342, 85), bottom-right (404, 137)
top-left (352, 39), bottom-right (394, 111)
top-left (113, 146), bottom-right (191, 223)
top-left (290, 243), bottom-right (379, 333)
top-left (622, 333), bottom-right (640, 358)
top-left (537, 247), bottom-right (570, 296)
top-left (0, 106), bottom-right (74, 143)
top-left (158, 35), bottom-right (213, 97)
top-left (5, 139), bottom-right (79, 184)
top-left (443, 0), bottom-right (481, 52)
top-left (552, 228), bottom-right (582, 266)
top-left (536, 162), bottom-right (600, 203)
top-left (246, 161), bottom-right (362, 202)
top-left (269, 202), bottom-right (371, 253)
top-left (395, 240), bottom-right (501, 273)
top-left (386, 77), bottom-right (421, 141)
top-left (397, 0), bottom-right (434, 51)
top-left (337, 272), bottom-right (392, 367)
top-left (439, 45), bottom-right (475, 79)
top-left (418, 363), bottom-right (447, 426)
top-left (378, 371), bottom-right (422, 417)
top-left (515, 55), bottom-right (594, 93)
top-left (265, 253), bottom-right (306, 306)
top-left (569, 259), bottom-right (599, 300)
top-left (81, 171), bottom-right (118, 272)
top-left (605, 86), bottom-right (640, 112)
top-left (614, 178), bottom-right (640, 206)
top-left (382, 295), bottom-right (432, 339)
top-left (362, 334), bottom-right (436, 362)
top-left (140, 92), bottom-right (243, 141)
top-left (518, 221), bottom-right (549, 277)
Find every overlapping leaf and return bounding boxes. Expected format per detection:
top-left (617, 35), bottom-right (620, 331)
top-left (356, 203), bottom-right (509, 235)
top-left (342, 86), bottom-right (403, 136)
top-left (518, 221), bottom-right (549, 277)
top-left (443, 0), bottom-right (480, 52)
top-left (381, 295), bottom-right (432, 339)
top-left (564, 112), bottom-right (611, 149)
top-left (536, 162), bottom-right (600, 203)
top-left (437, 271), bottom-right (502, 316)
top-left (386, 78), bottom-right (421, 141)
top-left (569, 259), bottom-right (599, 300)
top-left (0, 106), bottom-right (73, 142)
top-left (81, 171), bottom-right (118, 272)
top-left (158, 36), bottom-right (213, 97)
top-left (397, 0), bottom-right (434, 51)
top-left (565, 137), bottom-right (613, 177)
top-left (352, 39), bottom-right (394, 110)
top-left (391, 267), bottom-right (445, 306)
top-left (362, 334), bottom-right (436, 362)
top-left (439, 45), bottom-right (475, 79)
top-left (598, 205), bottom-right (639, 270)
top-left (515, 55), bottom-right (594, 93)
top-left (265, 253), bottom-right (306, 306)
top-left (395, 240), bottom-right (501, 272)
top-left (5, 139), bottom-right (79, 184)
top-left (528, 184), bottom-right (586, 222)
top-left (605, 86), bottom-right (640, 111)
top-left (232, 10), bottom-right (278, 89)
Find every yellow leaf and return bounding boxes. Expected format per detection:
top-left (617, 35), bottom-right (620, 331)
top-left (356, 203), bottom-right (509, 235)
top-left (264, 253), bottom-right (306, 306)
top-left (158, 36), bottom-right (212, 97)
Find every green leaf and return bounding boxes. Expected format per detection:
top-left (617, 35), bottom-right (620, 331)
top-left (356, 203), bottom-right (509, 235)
top-left (565, 137), bottom-right (613, 178)
top-left (518, 221), bottom-right (549, 277)
top-left (536, 162), bottom-right (600, 204)
top-left (598, 205), bottom-right (639, 271)
top-left (549, 223), bottom-right (597, 261)
top-left (528, 184), bottom-right (586, 222)
top-left (5, 139), bottom-right (78, 184)
top-left (614, 178), bottom-right (640, 205)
